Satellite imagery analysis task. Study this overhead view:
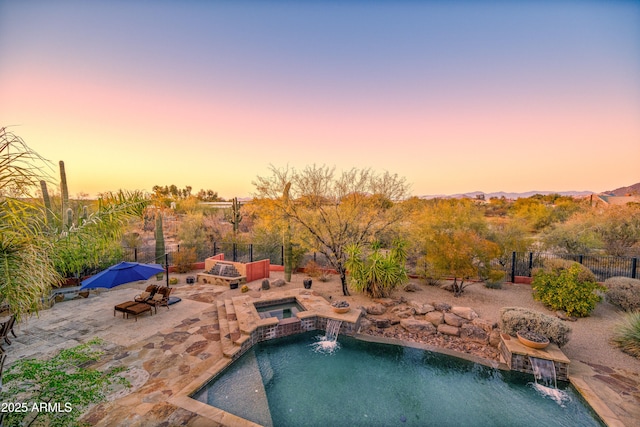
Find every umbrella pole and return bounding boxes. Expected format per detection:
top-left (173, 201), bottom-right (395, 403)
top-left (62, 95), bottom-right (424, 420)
top-left (165, 253), bottom-right (169, 287)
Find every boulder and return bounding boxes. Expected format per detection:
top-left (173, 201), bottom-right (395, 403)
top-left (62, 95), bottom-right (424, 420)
top-left (460, 324), bottom-right (489, 344)
top-left (357, 318), bottom-right (372, 332)
top-left (451, 306), bottom-right (478, 321)
top-left (400, 319), bottom-right (437, 335)
top-left (556, 311), bottom-right (578, 322)
top-left (261, 279), bottom-right (270, 290)
top-left (432, 302), bottom-right (451, 312)
top-left (424, 311), bottom-right (444, 326)
top-left (471, 318), bottom-right (497, 333)
top-left (271, 279), bottom-right (286, 287)
top-left (489, 330), bottom-right (502, 347)
top-left (437, 324), bottom-right (460, 336)
top-left (409, 301), bottom-right (434, 315)
top-left (390, 306), bottom-right (415, 318)
top-left (444, 312), bottom-right (468, 327)
top-left (373, 318), bottom-right (392, 329)
top-left (366, 303), bottom-right (387, 315)
top-left (403, 283), bottom-right (421, 292)
top-left (373, 298), bottom-right (397, 307)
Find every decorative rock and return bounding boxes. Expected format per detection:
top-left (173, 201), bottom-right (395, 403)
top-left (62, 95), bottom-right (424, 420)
top-left (271, 279), bottom-right (286, 287)
top-left (437, 324), bottom-right (460, 336)
top-left (471, 318), bottom-right (497, 333)
top-left (444, 312), bottom-right (468, 327)
top-left (400, 318), bottom-right (437, 334)
top-left (460, 324), bottom-right (489, 344)
top-left (432, 302), bottom-right (451, 312)
top-left (403, 283), bottom-right (421, 292)
top-left (556, 311), bottom-right (578, 322)
top-left (261, 279), bottom-right (270, 290)
top-left (390, 306), bottom-right (415, 318)
top-left (409, 301), bottom-right (434, 315)
top-left (373, 318), bottom-right (392, 328)
top-left (373, 298), bottom-right (397, 307)
top-left (489, 330), bottom-right (502, 347)
top-left (366, 303), bottom-right (387, 315)
top-left (358, 318), bottom-right (372, 332)
top-left (424, 311), bottom-right (444, 326)
top-left (451, 306), bottom-right (478, 321)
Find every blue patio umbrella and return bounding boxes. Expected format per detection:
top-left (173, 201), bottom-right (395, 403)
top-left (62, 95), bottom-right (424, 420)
top-left (80, 262), bottom-right (166, 290)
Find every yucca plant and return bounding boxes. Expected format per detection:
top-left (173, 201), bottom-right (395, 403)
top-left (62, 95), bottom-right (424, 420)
top-left (611, 311), bottom-right (640, 358)
top-left (345, 239), bottom-right (408, 298)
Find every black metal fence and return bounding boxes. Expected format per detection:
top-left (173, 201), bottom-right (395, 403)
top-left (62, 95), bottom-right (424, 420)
top-left (507, 251), bottom-right (639, 282)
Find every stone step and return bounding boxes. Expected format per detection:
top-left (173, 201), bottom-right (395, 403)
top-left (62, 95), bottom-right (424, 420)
top-left (224, 299), bottom-right (237, 321)
top-left (217, 299), bottom-right (241, 358)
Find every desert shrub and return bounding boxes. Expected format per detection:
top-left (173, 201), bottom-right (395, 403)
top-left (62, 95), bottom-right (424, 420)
top-left (303, 260), bottom-right (322, 278)
top-left (611, 311), bottom-right (640, 358)
top-left (172, 247), bottom-right (197, 273)
top-left (169, 277), bottom-right (179, 285)
top-left (241, 285), bottom-right (249, 293)
top-left (500, 307), bottom-right (572, 347)
top-left (484, 269), bottom-right (505, 289)
top-left (605, 277), bottom-right (640, 312)
top-left (531, 259), bottom-right (605, 317)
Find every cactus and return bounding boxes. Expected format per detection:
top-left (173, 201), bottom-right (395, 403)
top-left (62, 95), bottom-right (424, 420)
top-left (283, 182), bottom-right (292, 282)
top-left (155, 211), bottom-right (165, 266)
top-left (229, 197), bottom-right (242, 234)
top-left (59, 161), bottom-right (69, 222)
top-left (81, 205), bottom-right (89, 224)
top-left (40, 180), bottom-right (54, 225)
top-left (65, 208), bottom-right (73, 229)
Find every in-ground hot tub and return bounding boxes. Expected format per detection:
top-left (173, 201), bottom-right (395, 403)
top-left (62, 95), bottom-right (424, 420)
top-left (254, 298), bottom-right (306, 320)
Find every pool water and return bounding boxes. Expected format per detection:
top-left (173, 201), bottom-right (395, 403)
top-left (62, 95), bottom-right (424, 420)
top-left (192, 332), bottom-right (604, 427)
top-left (255, 300), bottom-right (304, 320)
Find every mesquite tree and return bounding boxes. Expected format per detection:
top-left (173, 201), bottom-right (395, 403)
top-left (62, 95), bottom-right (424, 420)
top-left (254, 165), bottom-right (409, 296)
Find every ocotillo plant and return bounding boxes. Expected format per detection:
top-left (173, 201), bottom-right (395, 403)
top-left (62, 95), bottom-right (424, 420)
top-left (283, 182), bottom-right (292, 282)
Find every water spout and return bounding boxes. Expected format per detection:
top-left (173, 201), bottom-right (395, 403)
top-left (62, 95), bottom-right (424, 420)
top-left (528, 356), bottom-right (569, 406)
top-left (311, 319), bottom-right (342, 354)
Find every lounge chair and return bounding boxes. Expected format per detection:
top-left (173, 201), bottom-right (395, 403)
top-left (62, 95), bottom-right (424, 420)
top-left (0, 315), bottom-right (16, 351)
top-left (144, 286), bottom-right (172, 313)
top-left (134, 284), bottom-right (159, 303)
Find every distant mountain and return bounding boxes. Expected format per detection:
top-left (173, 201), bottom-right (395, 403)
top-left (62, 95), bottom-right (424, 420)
top-left (606, 182), bottom-right (640, 196)
top-left (419, 190), bottom-right (594, 200)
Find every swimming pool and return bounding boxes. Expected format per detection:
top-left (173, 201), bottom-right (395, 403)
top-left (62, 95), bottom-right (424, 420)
top-left (191, 332), bottom-right (603, 427)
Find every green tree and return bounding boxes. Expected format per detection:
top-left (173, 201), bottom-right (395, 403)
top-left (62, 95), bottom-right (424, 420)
top-left (254, 165), bottom-right (410, 295)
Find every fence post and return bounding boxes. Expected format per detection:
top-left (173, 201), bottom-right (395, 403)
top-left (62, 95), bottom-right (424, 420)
top-left (233, 243), bottom-right (237, 262)
top-left (134, 248), bottom-right (137, 263)
top-left (578, 254), bottom-right (583, 264)
top-left (632, 258), bottom-right (638, 279)
top-left (165, 253), bottom-right (169, 287)
top-left (511, 251), bottom-right (516, 283)
top-left (213, 242), bottom-right (217, 256)
top-left (281, 245), bottom-right (285, 266)
top-left (528, 252), bottom-right (533, 276)
top-left (250, 244), bottom-right (253, 262)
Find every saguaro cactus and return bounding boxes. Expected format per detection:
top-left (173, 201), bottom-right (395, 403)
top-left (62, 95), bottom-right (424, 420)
top-left (229, 197), bottom-right (242, 234)
top-left (40, 180), bottom-right (54, 225)
top-left (283, 182), bottom-right (292, 282)
top-left (155, 211), bottom-right (165, 266)
top-left (59, 160), bottom-right (69, 222)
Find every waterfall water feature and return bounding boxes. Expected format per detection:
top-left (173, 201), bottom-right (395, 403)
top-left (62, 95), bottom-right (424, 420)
top-left (311, 319), bottom-right (343, 354)
top-left (528, 356), bottom-right (569, 406)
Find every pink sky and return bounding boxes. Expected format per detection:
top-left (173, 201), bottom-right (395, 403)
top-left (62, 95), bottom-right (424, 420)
top-left (1, 1), bottom-right (639, 199)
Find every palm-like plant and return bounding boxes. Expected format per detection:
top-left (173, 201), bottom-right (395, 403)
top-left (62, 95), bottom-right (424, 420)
top-left (345, 239), bottom-right (408, 298)
top-left (1, 127), bottom-right (61, 318)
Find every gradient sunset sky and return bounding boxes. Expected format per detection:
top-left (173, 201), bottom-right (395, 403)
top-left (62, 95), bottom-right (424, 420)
top-left (1, 0), bottom-right (639, 199)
